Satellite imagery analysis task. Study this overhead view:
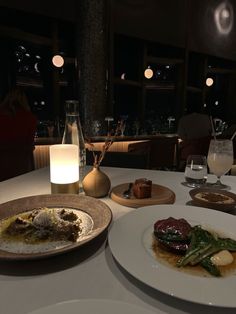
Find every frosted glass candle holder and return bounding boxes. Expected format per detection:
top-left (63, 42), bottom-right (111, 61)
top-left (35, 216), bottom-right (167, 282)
top-left (50, 144), bottom-right (79, 194)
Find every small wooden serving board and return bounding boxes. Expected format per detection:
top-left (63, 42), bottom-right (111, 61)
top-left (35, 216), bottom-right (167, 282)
top-left (110, 183), bottom-right (175, 208)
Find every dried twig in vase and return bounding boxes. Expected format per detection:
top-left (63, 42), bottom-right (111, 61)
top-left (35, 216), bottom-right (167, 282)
top-left (86, 127), bottom-right (119, 167)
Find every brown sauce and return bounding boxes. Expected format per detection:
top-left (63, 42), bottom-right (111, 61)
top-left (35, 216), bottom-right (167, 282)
top-left (152, 236), bottom-right (236, 277)
top-left (195, 192), bottom-right (234, 204)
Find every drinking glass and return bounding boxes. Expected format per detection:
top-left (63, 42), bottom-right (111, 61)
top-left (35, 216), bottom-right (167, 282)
top-left (207, 139), bottom-right (234, 189)
top-left (184, 155), bottom-right (208, 188)
top-left (120, 120), bottom-right (126, 136)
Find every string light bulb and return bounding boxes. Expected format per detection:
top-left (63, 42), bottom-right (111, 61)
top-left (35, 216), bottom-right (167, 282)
top-left (206, 77), bottom-right (214, 87)
top-left (144, 66), bottom-right (153, 79)
top-left (52, 55), bottom-right (64, 68)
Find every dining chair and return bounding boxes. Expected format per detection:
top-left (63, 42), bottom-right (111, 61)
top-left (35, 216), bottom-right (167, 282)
top-left (178, 136), bottom-right (211, 171)
top-left (148, 136), bottom-right (179, 170)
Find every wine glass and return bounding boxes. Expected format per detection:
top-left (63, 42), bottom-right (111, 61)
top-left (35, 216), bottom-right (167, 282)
top-left (207, 139), bottom-right (234, 189)
top-left (120, 120), bottom-right (126, 136)
top-left (105, 116), bottom-right (114, 136)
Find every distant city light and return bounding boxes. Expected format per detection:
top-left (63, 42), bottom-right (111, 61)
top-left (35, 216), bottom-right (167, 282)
top-left (206, 77), bottom-right (214, 86)
top-left (52, 55), bottom-right (64, 68)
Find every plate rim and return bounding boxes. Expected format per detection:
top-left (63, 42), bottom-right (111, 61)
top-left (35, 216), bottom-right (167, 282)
top-left (108, 204), bottom-right (236, 307)
top-left (28, 299), bottom-right (158, 314)
top-left (0, 194), bottom-right (112, 261)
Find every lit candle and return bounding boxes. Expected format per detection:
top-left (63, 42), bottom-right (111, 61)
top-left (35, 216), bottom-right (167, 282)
top-left (50, 144), bottom-right (79, 194)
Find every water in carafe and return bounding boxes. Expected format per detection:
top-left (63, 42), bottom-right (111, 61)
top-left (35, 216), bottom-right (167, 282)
top-left (62, 100), bottom-right (86, 192)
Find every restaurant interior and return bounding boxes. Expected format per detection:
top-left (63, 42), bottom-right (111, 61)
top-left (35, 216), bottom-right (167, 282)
top-left (1, 2), bottom-right (236, 313)
top-left (1, 0), bottom-right (236, 175)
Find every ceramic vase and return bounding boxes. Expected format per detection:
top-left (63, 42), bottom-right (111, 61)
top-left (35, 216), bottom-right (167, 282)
top-left (82, 166), bottom-right (111, 198)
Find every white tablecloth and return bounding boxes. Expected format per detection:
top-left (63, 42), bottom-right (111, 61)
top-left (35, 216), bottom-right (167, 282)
top-left (0, 166), bottom-right (235, 314)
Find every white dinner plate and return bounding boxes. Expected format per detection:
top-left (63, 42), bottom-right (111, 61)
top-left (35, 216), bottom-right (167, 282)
top-left (28, 299), bottom-right (159, 314)
top-left (108, 204), bottom-right (236, 307)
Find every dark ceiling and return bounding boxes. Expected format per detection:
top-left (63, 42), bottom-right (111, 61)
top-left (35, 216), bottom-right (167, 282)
top-left (1, 0), bottom-right (236, 60)
top-left (0, 0), bottom-right (75, 21)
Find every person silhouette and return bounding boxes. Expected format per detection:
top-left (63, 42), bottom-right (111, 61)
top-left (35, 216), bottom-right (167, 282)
top-left (177, 99), bottom-right (212, 170)
top-left (0, 87), bottom-right (37, 180)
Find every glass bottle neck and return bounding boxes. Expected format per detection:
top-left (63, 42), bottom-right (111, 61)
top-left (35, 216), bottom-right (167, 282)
top-left (65, 113), bottom-right (80, 122)
top-left (62, 114), bottom-right (85, 147)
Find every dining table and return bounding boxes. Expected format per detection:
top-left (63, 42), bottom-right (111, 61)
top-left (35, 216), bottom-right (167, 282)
top-left (0, 165), bottom-right (236, 314)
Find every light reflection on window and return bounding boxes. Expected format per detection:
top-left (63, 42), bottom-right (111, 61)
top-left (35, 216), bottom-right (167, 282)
top-left (214, 1), bottom-right (234, 35)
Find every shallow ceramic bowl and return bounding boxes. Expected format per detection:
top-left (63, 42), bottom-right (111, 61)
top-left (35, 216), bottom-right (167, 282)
top-left (189, 188), bottom-right (236, 212)
top-left (0, 194), bottom-right (112, 260)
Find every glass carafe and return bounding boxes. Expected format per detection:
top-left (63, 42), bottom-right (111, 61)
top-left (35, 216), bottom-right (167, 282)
top-left (62, 100), bottom-right (86, 192)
